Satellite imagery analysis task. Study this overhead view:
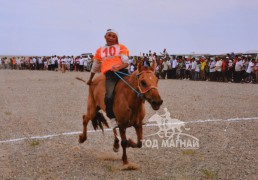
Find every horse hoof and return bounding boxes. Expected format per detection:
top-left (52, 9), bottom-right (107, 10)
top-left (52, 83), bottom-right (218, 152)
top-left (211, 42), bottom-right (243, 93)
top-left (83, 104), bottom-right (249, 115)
top-left (113, 147), bottom-right (119, 152)
top-left (79, 134), bottom-right (87, 144)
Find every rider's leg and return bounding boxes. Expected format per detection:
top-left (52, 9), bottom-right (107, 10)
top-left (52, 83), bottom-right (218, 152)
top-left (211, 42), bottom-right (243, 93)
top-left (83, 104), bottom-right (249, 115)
top-left (105, 71), bottom-right (119, 119)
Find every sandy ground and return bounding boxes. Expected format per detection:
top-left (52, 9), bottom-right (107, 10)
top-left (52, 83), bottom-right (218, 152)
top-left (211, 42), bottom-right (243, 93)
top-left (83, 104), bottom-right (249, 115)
top-left (0, 70), bottom-right (258, 180)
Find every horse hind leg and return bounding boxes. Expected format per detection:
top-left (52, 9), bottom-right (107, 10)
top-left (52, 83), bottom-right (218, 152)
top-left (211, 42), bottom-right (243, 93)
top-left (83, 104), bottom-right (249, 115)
top-left (78, 106), bottom-right (98, 144)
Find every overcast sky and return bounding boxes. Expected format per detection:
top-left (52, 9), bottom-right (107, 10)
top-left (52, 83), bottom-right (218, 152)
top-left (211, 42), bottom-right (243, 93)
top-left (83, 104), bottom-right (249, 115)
top-left (1, 0), bottom-right (258, 56)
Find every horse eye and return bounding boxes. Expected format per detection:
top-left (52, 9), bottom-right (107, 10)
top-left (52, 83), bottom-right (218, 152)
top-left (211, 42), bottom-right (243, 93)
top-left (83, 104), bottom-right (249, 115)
top-left (141, 80), bottom-right (147, 87)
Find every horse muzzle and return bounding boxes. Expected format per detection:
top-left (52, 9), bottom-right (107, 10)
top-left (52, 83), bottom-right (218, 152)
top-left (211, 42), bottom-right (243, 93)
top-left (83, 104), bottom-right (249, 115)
top-left (150, 99), bottom-right (163, 110)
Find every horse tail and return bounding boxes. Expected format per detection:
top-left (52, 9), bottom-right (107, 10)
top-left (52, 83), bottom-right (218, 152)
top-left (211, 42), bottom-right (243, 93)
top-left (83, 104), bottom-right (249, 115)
top-left (91, 107), bottom-right (109, 131)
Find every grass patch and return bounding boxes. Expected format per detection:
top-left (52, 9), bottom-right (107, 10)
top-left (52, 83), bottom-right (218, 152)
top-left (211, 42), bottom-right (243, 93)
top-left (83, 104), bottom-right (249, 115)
top-left (4, 111), bottom-right (12, 116)
top-left (31, 140), bottom-right (40, 146)
top-left (182, 149), bottom-right (196, 155)
top-left (202, 169), bottom-right (218, 180)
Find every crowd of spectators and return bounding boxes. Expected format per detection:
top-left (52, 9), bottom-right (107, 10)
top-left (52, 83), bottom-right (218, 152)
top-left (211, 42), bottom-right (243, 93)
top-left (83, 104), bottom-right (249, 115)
top-left (1, 51), bottom-right (258, 84)
top-left (128, 51), bottom-right (258, 84)
top-left (0, 55), bottom-right (92, 72)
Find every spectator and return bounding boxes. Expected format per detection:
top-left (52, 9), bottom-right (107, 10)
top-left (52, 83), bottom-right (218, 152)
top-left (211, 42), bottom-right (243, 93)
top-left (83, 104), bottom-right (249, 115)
top-left (194, 59), bottom-right (201, 81)
top-left (200, 57), bottom-right (207, 81)
top-left (171, 56), bottom-right (177, 79)
top-left (246, 59), bottom-right (256, 83)
top-left (221, 57), bottom-right (227, 82)
top-left (214, 57), bottom-right (222, 81)
top-left (161, 59), bottom-right (169, 79)
top-left (227, 57), bottom-right (234, 82)
top-left (234, 56), bottom-right (243, 83)
top-left (185, 58), bottom-right (191, 80)
top-left (209, 58), bottom-right (216, 81)
top-left (191, 58), bottom-right (196, 80)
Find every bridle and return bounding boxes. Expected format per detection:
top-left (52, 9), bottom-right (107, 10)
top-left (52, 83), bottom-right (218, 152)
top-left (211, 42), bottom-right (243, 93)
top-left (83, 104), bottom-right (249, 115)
top-left (135, 70), bottom-right (158, 94)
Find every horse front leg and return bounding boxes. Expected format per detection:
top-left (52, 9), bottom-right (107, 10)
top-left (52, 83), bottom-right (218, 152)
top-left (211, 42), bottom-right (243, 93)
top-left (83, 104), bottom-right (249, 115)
top-left (113, 126), bottom-right (120, 152)
top-left (119, 128), bottom-right (128, 164)
top-left (128, 125), bottom-right (143, 148)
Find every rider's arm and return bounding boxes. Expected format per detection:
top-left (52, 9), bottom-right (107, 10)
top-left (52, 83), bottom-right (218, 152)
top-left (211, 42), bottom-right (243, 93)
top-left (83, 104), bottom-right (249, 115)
top-left (87, 60), bottom-right (101, 85)
top-left (112, 55), bottom-right (129, 72)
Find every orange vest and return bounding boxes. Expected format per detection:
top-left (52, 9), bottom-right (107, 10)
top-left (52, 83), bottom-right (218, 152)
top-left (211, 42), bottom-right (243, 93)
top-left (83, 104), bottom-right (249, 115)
top-left (93, 44), bottom-right (129, 74)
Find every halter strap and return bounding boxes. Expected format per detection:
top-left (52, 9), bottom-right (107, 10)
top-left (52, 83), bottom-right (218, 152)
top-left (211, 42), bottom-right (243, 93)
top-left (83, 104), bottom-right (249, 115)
top-left (136, 70), bottom-right (158, 94)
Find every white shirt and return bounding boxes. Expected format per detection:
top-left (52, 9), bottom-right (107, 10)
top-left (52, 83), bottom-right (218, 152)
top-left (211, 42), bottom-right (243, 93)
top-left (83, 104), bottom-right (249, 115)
top-left (195, 64), bottom-right (200, 72)
top-left (172, 59), bottom-right (177, 68)
top-left (215, 60), bottom-right (222, 72)
top-left (62, 57), bottom-right (67, 64)
top-left (162, 61), bottom-right (168, 71)
top-left (209, 61), bottom-right (216, 72)
top-left (79, 58), bottom-right (84, 65)
top-left (130, 65), bottom-right (135, 72)
top-left (235, 60), bottom-right (243, 72)
top-left (185, 61), bottom-right (190, 70)
top-left (38, 57), bottom-right (42, 64)
top-left (191, 61), bottom-right (196, 70)
top-left (246, 61), bottom-right (254, 73)
top-left (51, 57), bottom-right (56, 64)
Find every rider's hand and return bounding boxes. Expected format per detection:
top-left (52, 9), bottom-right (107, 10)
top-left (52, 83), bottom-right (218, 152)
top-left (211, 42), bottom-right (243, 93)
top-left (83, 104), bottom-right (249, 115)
top-left (111, 66), bottom-right (120, 72)
top-left (87, 79), bottom-right (92, 85)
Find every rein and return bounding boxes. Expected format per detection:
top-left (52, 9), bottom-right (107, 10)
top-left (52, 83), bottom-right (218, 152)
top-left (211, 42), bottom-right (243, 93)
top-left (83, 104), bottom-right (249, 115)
top-left (114, 71), bottom-right (142, 98)
top-left (114, 70), bottom-right (157, 97)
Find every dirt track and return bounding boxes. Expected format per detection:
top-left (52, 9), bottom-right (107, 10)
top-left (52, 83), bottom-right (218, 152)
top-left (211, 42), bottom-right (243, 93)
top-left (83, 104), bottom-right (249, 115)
top-left (0, 70), bottom-right (258, 180)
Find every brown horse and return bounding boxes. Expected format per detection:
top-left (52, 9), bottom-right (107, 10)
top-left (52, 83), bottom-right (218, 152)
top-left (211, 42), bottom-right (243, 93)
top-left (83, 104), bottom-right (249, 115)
top-left (78, 61), bottom-right (163, 164)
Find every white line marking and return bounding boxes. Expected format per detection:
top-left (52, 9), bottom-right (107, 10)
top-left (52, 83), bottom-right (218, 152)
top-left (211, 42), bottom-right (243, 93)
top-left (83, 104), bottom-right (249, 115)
top-left (1, 117), bottom-right (258, 144)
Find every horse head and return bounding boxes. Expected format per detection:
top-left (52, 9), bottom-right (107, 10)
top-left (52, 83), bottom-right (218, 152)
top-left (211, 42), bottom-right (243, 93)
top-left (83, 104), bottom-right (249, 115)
top-left (136, 60), bottom-right (163, 110)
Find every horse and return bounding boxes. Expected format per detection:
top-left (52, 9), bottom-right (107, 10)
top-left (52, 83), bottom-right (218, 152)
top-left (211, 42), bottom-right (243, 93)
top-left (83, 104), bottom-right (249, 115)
top-left (78, 61), bottom-right (163, 165)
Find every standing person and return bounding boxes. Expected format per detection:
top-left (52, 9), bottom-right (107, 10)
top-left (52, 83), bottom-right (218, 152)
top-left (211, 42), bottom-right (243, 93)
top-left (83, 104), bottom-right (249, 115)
top-left (61, 56), bottom-right (67, 73)
top-left (227, 57), bottom-right (234, 82)
top-left (246, 59), bottom-right (256, 83)
top-left (185, 58), bottom-right (191, 80)
top-left (161, 59), bottom-right (169, 79)
top-left (194, 59), bottom-right (201, 81)
top-left (209, 57), bottom-right (216, 81)
top-left (79, 56), bottom-right (84, 72)
top-left (12, 57), bottom-right (16, 70)
top-left (70, 56), bottom-right (74, 71)
top-left (214, 57), bottom-right (222, 81)
top-left (200, 57), bottom-right (207, 81)
top-left (234, 56), bottom-right (243, 83)
top-left (16, 57), bottom-right (21, 70)
top-left (177, 58), bottom-right (185, 80)
top-left (47, 57), bottom-right (51, 70)
top-left (167, 57), bottom-right (173, 79)
top-left (38, 56), bottom-right (43, 70)
top-left (171, 56), bottom-right (177, 79)
top-left (221, 57), bottom-right (227, 82)
top-left (87, 29), bottom-right (129, 119)
top-left (33, 56), bottom-right (37, 70)
top-left (191, 58), bottom-right (196, 80)
top-left (51, 56), bottom-right (55, 71)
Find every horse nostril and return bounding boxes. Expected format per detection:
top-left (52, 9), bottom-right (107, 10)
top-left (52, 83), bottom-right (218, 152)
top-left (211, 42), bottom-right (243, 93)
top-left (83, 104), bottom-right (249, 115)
top-left (151, 99), bottom-right (163, 106)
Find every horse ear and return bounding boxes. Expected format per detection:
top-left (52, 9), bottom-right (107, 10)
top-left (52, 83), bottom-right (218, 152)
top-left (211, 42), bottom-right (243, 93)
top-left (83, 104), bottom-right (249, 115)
top-left (150, 60), bottom-right (156, 71)
top-left (137, 60), bottom-right (143, 72)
